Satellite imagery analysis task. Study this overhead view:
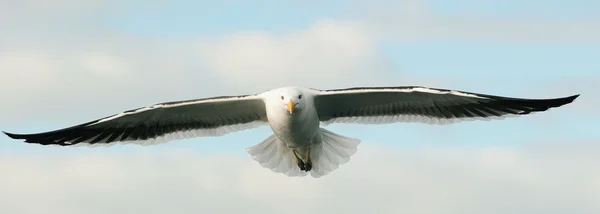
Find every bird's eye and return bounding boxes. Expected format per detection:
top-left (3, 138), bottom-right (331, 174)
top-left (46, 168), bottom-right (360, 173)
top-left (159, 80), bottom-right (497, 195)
top-left (298, 95), bottom-right (302, 99)
top-left (280, 96), bottom-right (284, 100)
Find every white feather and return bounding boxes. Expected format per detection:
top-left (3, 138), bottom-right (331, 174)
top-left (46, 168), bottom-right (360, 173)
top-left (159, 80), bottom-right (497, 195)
top-left (246, 134), bottom-right (309, 177)
top-left (245, 128), bottom-right (360, 178)
top-left (316, 87), bottom-right (490, 99)
top-left (309, 128), bottom-right (361, 178)
top-left (320, 113), bottom-right (522, 126)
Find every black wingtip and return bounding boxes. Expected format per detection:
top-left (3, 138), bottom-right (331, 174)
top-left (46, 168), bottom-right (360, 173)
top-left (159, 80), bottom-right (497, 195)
top-left (571, 94), bottom-right (580, 100)
top-left (547, 94), bottom-right (580, 108)
top-left (564, 94), bottom-right (580, 104)
top-left (3, 131), bottom-right (21, 140)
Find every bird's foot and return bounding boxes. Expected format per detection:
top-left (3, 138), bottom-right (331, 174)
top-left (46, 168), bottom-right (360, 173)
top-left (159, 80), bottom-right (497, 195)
top-left (296, 161), bottom-right (312, 172)
top-left (294, 150), bottom-right (312, 172)
top-left (297, 160), bottom-right (307, 171)
top-left (304, 159), bottom-right (312, 171)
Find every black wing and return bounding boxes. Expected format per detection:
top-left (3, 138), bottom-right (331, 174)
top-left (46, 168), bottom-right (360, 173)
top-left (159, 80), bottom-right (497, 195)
top-left (4, 95), bottom-right (268, 146)
top-left (312, 86), bottom-right (579, 125)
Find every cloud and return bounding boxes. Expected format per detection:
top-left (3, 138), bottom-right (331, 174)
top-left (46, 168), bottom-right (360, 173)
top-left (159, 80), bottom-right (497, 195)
top-left (0, 19), bottom-right (398, 122)
top-left (2, 0), bottom-right (599, 45)
top-left (0, 142), bottom-right (598, 214)
top-left (197, 19), bottom-right (398, 91)
top-left (2, 0), bottom-right (597, 123)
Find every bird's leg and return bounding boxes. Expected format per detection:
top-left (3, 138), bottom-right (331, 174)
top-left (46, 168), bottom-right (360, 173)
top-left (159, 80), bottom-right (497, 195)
top-left (304, 147), bottom-right (312, 171)
top-left (293, 150), bottom-right (306, 171)
top-left (293, 148), bottom-right (313, 172)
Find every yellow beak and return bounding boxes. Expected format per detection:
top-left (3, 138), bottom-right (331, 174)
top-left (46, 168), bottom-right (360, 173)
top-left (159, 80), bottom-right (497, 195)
top-left (287, 100), bottom-right (295, 114)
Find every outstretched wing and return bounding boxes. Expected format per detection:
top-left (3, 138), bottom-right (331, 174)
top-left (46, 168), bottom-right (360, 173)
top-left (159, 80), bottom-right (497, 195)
top-left (3, 95), bottom-right (269, 146)
top-left (312, 86), bottom-right (579, 125)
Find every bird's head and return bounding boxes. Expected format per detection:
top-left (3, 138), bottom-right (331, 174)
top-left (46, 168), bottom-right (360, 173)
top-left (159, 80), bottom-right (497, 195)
top-left (276, 87), bottom-right (305, 115)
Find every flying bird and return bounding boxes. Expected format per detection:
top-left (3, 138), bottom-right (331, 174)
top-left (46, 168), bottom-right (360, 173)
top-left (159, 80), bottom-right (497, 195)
top-left (3, 86), bottom-right (579, 178)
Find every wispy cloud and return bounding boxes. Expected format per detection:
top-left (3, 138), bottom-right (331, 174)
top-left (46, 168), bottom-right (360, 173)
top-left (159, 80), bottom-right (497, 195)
top-left (0, 20), bottom-right (398, 122)
top-left (1, 142), bottom-right (598, 214)
top-left (2, 0), bottom-right (597, 122)
top-left (197, 20), bottom-right (399, 90)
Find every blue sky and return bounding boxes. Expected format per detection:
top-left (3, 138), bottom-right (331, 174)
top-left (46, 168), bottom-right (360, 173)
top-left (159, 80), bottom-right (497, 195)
top-left (429, 0), bottom-right (599, 17)
top-left (1, 0), bottom-right (599, 213)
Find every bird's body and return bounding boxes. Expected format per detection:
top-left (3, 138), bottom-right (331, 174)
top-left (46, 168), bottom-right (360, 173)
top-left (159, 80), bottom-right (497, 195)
top-left (264, 87), bottom-right (319, 148)
top-left (261, 87), bottom-right (322, 171)
top-left (3, 86), bottom-right (580, 178)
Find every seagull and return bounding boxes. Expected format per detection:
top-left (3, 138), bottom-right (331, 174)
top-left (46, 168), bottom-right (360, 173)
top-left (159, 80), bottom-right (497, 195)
top-left (3, 86), bottom-right (579, 178)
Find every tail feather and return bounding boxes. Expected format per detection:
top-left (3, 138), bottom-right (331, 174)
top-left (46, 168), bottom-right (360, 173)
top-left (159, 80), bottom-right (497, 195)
top-left (246, 134), bottom-right (308, 177)
top-left (309, 128), bottom-right (361, 178)
top-left (245, 128), bottom-right (361, 178)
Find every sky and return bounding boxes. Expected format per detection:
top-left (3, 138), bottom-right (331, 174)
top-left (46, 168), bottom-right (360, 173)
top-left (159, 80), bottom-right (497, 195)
top-left (0, 0), bottom-right (599, 213)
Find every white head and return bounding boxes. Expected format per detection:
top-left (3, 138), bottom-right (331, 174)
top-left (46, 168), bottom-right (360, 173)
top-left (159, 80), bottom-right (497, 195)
top-left (269, 87), bottom-right (305, 115)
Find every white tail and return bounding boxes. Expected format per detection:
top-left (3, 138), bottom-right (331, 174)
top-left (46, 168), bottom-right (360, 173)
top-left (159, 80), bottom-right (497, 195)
top-left (245, 134), bottom-right (309, 177)
top-left (245, 128), bottom-right (361, 178)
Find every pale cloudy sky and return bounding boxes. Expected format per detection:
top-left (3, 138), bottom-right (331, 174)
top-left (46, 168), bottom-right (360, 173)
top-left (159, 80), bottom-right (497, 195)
top-left (1, 0), bottom-right (599, 214)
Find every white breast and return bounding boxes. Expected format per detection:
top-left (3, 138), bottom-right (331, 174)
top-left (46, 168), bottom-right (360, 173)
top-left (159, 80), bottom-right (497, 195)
top-left (265, 101), bottom-right (320, 148)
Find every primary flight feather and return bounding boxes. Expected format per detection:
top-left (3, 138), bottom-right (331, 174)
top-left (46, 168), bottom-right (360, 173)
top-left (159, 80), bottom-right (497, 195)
top-left (3, 86), bottom-right (579, 178)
